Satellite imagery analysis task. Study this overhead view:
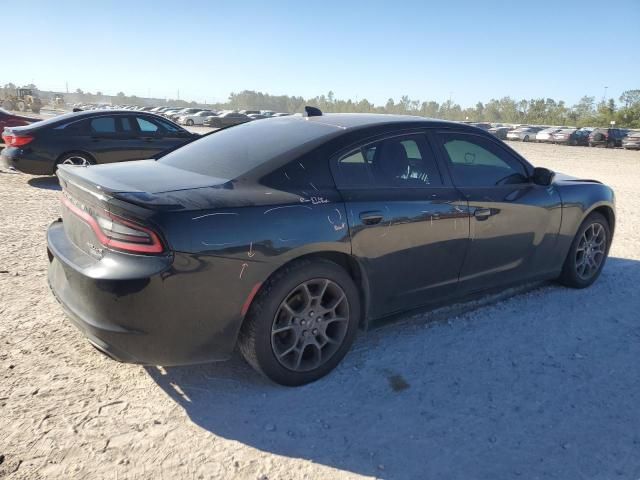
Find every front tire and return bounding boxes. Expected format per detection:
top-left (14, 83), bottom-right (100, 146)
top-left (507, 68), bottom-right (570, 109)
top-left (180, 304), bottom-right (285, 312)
top-left (239, 259), bottom-right (360, 386)
top-left (186, 119), bottom-right (194, 126)
top-left (558, 212), bottom-right (610, 288)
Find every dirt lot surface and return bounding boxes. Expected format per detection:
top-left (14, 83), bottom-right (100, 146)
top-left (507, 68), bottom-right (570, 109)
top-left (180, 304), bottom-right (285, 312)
top-left (1, 142), bottom-right (639, 479)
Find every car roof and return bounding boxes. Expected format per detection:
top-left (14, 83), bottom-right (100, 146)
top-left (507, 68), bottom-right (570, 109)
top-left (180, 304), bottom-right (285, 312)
top-left (283, 113), bottom-right (464, 131)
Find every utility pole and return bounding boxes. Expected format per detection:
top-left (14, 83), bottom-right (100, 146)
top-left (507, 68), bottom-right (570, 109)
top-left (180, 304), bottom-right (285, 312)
top-left (65, 81), bottom-right (69, 94)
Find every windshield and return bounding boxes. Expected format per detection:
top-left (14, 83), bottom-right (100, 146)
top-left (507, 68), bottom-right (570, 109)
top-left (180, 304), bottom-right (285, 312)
top-left (160, 117), bottom-right (338, 179)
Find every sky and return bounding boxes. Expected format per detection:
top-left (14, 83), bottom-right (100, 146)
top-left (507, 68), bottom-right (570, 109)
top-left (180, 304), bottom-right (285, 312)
top-left (4, 0), bottom-right (639, 108)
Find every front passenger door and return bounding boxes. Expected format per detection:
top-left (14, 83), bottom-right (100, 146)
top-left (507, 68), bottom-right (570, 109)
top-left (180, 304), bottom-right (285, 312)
top-left (433, 131), bottom-right (562, 294)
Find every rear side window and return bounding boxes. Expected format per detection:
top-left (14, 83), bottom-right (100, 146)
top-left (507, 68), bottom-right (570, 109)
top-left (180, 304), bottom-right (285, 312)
top-left (120, 117), bottom-right (133, 132)
top-left (159, 117), bottom-right (338, 179)
top-left (90, 117), bottom-right (116, 133)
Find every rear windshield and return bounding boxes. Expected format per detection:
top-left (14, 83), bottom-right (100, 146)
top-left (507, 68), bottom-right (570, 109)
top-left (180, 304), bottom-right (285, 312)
top-left (159, 117), bottom-right (338, 179)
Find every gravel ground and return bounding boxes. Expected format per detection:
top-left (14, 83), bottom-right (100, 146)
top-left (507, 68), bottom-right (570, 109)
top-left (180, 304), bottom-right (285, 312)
top-left (1, 142), bottom-right (639, 480)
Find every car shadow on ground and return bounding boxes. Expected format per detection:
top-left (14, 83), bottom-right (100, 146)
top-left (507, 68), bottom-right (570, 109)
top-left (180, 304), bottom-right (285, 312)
top-left (147, 257), bottom-right (640, 479)
top-left (27, 176), bottom-right (61, 191)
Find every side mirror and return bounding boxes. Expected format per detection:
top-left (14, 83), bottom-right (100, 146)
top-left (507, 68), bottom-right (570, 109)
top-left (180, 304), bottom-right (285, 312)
top-left (532, 167), bottom-right (555, 186)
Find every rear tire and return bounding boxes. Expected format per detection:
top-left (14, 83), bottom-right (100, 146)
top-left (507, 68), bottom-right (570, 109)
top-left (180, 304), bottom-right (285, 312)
top-left (186, 119), bottom-right (194, 126)
top-left (55, 152), bottom-right (96, 172)
top-left (238, 259), bottom-right (360, 386)
top-left (523, 135), bottom-right (529, 142)
top-left (558, 212), bottom-right (610, 289)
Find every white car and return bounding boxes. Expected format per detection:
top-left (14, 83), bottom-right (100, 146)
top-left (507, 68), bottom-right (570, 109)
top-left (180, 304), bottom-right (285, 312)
top-left (506, 127), bottom-right (542, 142)
top-left (535, 128), bottom-right (562, 143)
top-left (178, 110), bottom-right (217, 126)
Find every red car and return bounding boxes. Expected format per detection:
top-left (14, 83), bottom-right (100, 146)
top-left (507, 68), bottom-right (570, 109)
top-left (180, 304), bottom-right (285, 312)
top-left (0, 108), bottom-right (40, 131)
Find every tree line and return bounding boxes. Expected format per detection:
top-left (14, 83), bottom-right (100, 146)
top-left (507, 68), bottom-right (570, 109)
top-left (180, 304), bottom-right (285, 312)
top-left (4, 83), bottom-right (639, 128)
top-left (225, 89), bottom-right (640, 128)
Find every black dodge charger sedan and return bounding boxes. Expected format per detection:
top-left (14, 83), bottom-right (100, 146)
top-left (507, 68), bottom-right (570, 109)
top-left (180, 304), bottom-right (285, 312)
top-left (2, 110), bottom-right (196, 175)
top-left (47, 109), bottom-right (615, 386)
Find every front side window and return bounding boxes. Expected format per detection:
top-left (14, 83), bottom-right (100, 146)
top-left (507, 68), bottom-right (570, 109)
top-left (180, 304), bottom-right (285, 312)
top-left (136, 117), bottom-right (160, 133)
top-left (437, 133), bottom-right (528, 186)
top-left (335, 134), bottom-right (442, 188)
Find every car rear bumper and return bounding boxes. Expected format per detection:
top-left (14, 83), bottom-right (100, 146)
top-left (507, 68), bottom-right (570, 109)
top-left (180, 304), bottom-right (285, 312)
top-left (1, 147), bottom-right (54, 175)
top-left (47, 219), bottom-right (241, 365)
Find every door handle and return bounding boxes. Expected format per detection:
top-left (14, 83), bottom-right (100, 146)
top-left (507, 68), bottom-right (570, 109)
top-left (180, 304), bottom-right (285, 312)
top-left (360, 211), bottom-right (384, 225)
top-left (474, 208), bottom-right (492, 220)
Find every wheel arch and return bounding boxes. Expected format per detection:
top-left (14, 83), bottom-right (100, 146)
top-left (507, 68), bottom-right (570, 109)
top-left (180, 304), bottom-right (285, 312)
top-left (53, 150), bottom-right (97, 174)
top-left (586, 204), bottom-right (615, 238)
top-left (243, 251), bottom-right (371, 330)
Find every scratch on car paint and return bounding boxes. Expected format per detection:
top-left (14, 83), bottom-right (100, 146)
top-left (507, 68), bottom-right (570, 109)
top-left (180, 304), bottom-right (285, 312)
top-left (248, 242), bottom-right (255, 258)
top-left (300, 196), bottom-right (329, 205)
top-left (380, 206), bottom-right (392, 237)
top-left (327, 208), bottom-right (346, 231)
top-left (309, 182), bottom-right (319, 192)
top-left (192, 212), bottom-right (239, 220)
top-left (298, 162), bottom-right (306, 170)
top-left (239, 263), bottom-right (248, 279)
top-left (263, 205), bottom-right (313, 214)
top-left (201, 241), bottom-right (234, 247)
top-left (284, 172), bottom-right (291, 180)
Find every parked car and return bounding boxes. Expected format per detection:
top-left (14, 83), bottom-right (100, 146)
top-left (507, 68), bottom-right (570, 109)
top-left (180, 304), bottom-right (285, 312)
top-left (168, 108), bottom-right (203, 121)
top-left (622, 131), bottom-right (640, 150)
top-left (47, 109), bottom-right (615, 386)
top-left (551, 129), bottom-right (590, 146)
top-left (178, 110), bottom-right (217, 126)
top-left (203, 111), bottom-right (251, 128)
top-left (589, 128), bottom-right (627, 148)
top-left (0, 108), bottom-right (40, 131)
top-left (506, 126), bottom-right (542, 142)
top-left (161, 108), bottom-right (184, 118)
top-left (1, 110), bottom-right (197, 175)
top-left (488, 126), bottom-right (511, 140)
top-left (469, 122), bottom-right (492, 131)
top-left (535, 128), bottom-right (562, 143)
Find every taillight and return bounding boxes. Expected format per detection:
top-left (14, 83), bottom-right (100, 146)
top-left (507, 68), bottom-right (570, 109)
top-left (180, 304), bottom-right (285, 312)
top-left (61, 194), bottom-right (164, 254)
top-left (2, 133), bottom-right (34, 147)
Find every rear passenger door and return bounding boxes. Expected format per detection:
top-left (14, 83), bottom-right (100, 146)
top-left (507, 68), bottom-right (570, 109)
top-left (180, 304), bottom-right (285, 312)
top-left (86, 116), bottom-right (138, 164)
top-left (332, 131), bottom-right (471, 319)
top-left (432, 130), bottom-right (562, 293)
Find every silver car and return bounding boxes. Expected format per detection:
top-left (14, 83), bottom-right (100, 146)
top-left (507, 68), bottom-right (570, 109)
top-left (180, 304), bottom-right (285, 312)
top-left (506, 127), bottom-right (542, 142)
top-left (536, 128), bottom-right (563, 143)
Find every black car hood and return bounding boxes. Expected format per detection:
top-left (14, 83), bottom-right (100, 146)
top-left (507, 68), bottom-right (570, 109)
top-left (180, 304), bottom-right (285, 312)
top-left (553, 171), bottom-right (602, 185)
